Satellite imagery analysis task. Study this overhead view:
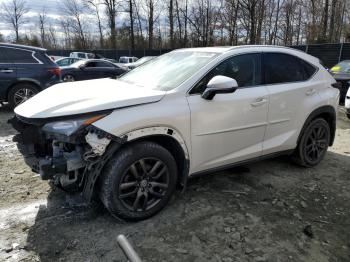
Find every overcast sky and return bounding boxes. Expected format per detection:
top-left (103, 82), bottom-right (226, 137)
top-left (0, 0), bottom-right (122, 39)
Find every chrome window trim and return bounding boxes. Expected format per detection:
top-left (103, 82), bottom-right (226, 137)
top-left (0, 46), bottom-right (43, 65)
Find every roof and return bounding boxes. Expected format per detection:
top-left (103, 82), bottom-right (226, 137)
top-left (0, 43), bottom-right (47, 52)
top-left (175, 45), bottom-right (306, 54)
top-left (174, 45), bottom-right (319, 64)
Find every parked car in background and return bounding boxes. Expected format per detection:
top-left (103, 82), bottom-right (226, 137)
top-left (55, 57), bottom-right (82, 67)
top-left (0, 43), bottom-right (61, 108)
top-left (70, 52), bottom-right (95, 59)
top-left (94, 53), bottom-right (118, 63)
top-left (119, 56), bottom-right (138, 64)
top-left (345, 88), bottom-right (350, 119)
top-left (330, 60), bottom-right (350, 104)
top-left (11, 46), bottom-right (339, 221)
top-left (123, 56), bottom-right (156, 70)
top-left (61, 59), bottom-right (126, 82)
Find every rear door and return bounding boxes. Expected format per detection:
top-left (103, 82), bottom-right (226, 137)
top-left (0, 47), bottom-right (17, 101)
top-left (95, 61), bottom-right (123, 78)
top-left (262, 52), bottom-right (319, 155)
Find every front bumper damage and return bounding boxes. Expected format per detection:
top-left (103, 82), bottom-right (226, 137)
top-left (9, 115), bottom-right (125, 201)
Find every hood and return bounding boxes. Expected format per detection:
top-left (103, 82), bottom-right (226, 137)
top-left (14, 78), bottom-right (166, 119)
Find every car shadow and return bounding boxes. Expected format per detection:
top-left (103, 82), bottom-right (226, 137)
top-left (24, 150), bottom-right (350, 261)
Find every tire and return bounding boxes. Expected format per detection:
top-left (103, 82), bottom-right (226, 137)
top-left (62, 74), bottom-right (75, 82)
top-left (292, 118), bottom-right (330, 167)
top-left (8, 83), bottom-right (39, 108)
top-left (99, 141), bottom-right (178, 221)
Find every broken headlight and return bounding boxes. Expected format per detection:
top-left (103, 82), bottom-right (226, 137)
top-left (42, 115), bottom-right (106, 137)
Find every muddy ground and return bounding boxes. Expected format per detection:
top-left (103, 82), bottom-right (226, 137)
top-left (0, 105), bottom-right (349, 262)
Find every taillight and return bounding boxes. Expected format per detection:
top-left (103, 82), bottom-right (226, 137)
top-left (48, 67), bottom-right (61, 76)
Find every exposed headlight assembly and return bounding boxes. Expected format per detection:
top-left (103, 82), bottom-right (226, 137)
top-left (42, 115), bottom-right (106, 137)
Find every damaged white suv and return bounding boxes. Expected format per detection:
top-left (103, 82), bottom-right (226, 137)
top-left (10, 46), bottom-right (339, 221)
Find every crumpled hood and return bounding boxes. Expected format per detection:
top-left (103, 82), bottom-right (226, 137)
top-left (14, 78), bottom-right (166, 119)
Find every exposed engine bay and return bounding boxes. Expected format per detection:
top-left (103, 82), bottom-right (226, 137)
top-left (9, 114), bottom-right (125, 201)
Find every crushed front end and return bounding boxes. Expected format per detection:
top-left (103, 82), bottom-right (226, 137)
top-left (9, 113), bottom-right (124, 201)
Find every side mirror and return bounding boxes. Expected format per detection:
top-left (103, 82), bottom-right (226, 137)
top-left (201, 75), bottom-right (238, 100)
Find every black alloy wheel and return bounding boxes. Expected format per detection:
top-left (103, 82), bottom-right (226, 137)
top-left (304, 123), bottom-right (329, 164)
top-left (99, 141), bottom-right (178, 221)
top-left (293, 118), bottom-right (330, 167)
top-left (118, 158), bottom-right (170, 212)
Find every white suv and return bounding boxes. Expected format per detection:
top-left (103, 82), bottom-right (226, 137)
top-left (11, 46), bottom-right (339, 221)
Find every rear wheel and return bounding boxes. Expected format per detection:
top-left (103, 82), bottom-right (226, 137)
top-left (8, 83), bottom-right (39, 108)
top-left (62, 74), bottom-right (75, 82)
top-left (293, 118), bottom-right (330, 167)
top-left (99, 141), bottom-right (178, 221)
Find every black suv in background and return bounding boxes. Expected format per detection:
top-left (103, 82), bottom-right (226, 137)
top-left (0, 43), bottom-right (61, 108)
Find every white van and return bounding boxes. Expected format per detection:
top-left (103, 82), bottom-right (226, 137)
top-left (70, 52), bottom-right (95, 59)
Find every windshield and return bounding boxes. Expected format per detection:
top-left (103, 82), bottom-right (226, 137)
top-left (119, 51), bottom-right (219, 91)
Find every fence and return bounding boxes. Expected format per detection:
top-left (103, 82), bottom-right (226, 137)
top-left (289, 43), bottom-right (350, 68)
top-left (47, 49), bottom-right (171, 60)
top-left (47, 43), bottom-right (350, 68)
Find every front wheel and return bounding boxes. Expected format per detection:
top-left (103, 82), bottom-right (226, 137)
top-left (99, 141), bottom-right (178, 221)
top-left (292, 118), bottom-right (330, 167)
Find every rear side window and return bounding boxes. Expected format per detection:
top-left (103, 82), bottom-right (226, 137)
top-left (263, 53), bottom-right (316, 85)
top-left (3, 47), bottom-right (40, 63)
top-left (190, 53), bottom-right (262, 94)
top-left (96, 61), bottom-right (114, 67)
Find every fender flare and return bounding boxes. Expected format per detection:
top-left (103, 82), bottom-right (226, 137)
top-left (121, 126), bottom-right (190, 160)
top-left (298, 105), bottom-right (337, 146)
top-left (122, 126), bottom-right (190, 191)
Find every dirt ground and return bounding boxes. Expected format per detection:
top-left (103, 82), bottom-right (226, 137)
top-left (0, 105), bottom-right (349, 262)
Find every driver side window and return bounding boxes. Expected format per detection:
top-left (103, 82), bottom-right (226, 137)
top-left (190, 53), bottom-right (262, 94)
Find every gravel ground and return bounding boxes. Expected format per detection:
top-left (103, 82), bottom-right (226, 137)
top-left (0, 105), bottom-right (349, 262)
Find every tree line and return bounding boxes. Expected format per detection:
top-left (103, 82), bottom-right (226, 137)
top-left (1, 0), bottom-right (350, 50)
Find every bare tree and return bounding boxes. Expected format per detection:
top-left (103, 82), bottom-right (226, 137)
top-left (38, 8), bottom-right (47, 47)
top-left (2, 0), bottom-right (30, 42)
top-left (86, 0), bottom-right (105, 48)
top-left (240, 0), bottom-right (260, 44)
top-left (128, 0), bottom-right (135, 49)
top-left (143, 0), bottom-right (155, 49)
top-left (169, 0), bottom-right (174, 48)
top-left (62, 0), bottom-right (89, 49)
top-left (103, 0), bottom-right (119, 49)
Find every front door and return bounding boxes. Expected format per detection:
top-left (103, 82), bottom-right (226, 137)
top-left (187, 53), bottom-right (269, 174)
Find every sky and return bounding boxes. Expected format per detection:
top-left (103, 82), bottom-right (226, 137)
top-left (0, 0), bottom-right (62, 36)
top-left (0, 0), bottom-right (129, 40)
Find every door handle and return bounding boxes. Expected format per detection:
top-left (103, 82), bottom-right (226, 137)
top-left (0, 69), bottom-right (14, 73)
top-left (306, 88), bottom-right (316, 96)
top-left (251, 97), bottom-right (267, 107)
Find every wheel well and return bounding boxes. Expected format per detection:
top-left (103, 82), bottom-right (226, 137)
top-left (127, 135), bottom-right (189, 189)
top-left (300, 106), bottom-right (336, 146)
top-left (7, 81), bottom-right (41, 101)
